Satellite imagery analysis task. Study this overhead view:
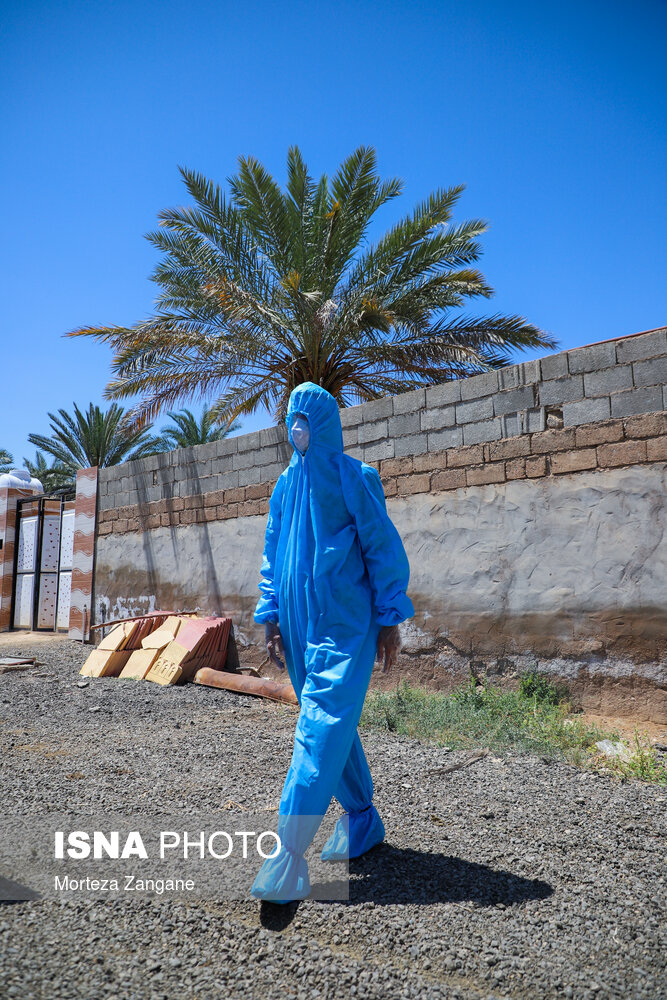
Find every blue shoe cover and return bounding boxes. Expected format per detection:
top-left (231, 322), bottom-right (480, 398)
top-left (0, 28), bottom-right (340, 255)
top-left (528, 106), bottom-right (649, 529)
top-left (251, 847), bottom-right (310, 904)
top-left (321, 805), bottom-right (385, 861)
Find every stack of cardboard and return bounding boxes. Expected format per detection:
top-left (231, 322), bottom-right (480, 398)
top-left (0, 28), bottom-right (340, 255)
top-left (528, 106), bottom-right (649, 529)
top-left (80, 613), bottom-right (232, 685)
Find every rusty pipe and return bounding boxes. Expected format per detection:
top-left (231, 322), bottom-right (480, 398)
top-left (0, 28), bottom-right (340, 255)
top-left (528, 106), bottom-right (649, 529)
top-left (193, 667), bottom-right (299, 706)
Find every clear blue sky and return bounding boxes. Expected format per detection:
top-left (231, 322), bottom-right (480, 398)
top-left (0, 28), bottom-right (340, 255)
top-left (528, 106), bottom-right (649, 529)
top-left (1, 0), bottom-right (665, 466)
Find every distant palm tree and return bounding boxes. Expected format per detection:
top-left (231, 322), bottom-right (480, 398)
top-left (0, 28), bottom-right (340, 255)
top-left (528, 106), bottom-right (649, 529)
top-left (67, 145), bottom-right (557, 425)
top-left (153, 406), bottom-right (241, 451)
top-left (27, 403), bottom-right (161, 488)
top-left (22, 451), bottom-right (73, 495)
top-left (0, 448), bottom-right (14, 475)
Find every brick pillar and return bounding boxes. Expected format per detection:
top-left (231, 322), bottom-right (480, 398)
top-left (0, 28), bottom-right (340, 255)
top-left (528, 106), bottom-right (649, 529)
top-left (68, 467), bottom-right (98, 642)
top-left (0, 487), bottom-right (35, 631)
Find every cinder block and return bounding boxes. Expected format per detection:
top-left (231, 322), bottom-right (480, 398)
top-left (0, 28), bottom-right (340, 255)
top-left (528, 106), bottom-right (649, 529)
top-left (562, 397), bottom-right (611, 426)
top-left (395, 433), bottom-right (429, 457)
top-left (143, 485), bottom-right (166, 503)
top-left (211, 452), bottom-right (236, 474)
top-left (342, 426), bottom-right (358, 447)
top-left (498, 366), bottom-right (521, 391)
top-left (340, 404), bottom-right (364, 427)
top-left (538, 375), bottom-right (584, 405)
top-left (177, 480), bottom-right (199, 498)
top-left (530, 428), bottom-right (577, 453)
top-left (550, 449), bottom-right (598, 474)
top-left (540, 352), bottom-right (569, 381)
top-left (431, 468), bottom-right (467, 491)
top-left (459, 370), bottom-right (499, 400)
top-left (236, 430), bottom-right (263, 453)
top-left (498, 359), bottom-right (541, 390)
top-left (420, 405), bottom-right (456, 431)
top-left (525, 407), bottom-right (546, 433)
top-left (647, 436), bottom-right (667, 461)
top-left (392, 387), bottom-right (426, 414)
top-left (113, 491), bottom-right (131, 508)
top-left (455, 396), bottom-right (494, 423)
top-left (180, 459), bottom-right (213, 480)
top-left (597, 439), bottom-right (647, 468)
top-left (388, 412), bottom-right (421, 437)
top-left (567, 341), bottom-right (617, 374)
top-left (498, 412), bottom-right (522, 438)
top-left (615, 328), bottom-right (667, 363)
top-left (381, 457), bottom-right (413, 477)
top-left (191, 441), bottom-right (218, 464)
top-left (169, 445), bottom-right (198, 466)
top-left (609, 386), bottom-right (663, 418)
top-left (396, 473), bottom-right (431, 494)
top-left (583, 366), bottom-right (633, 397)
top-left (155, 464), bottom-right (176, 484)
top-left (362, 439), bottom-right (395, 462)
top-left (488, 436), bottom-right (531, 461)
top-left (462, 418), bottom-right (502, 445)
top-left (493, 385), bottom-right (536, 416)
top-left (259, 425), bottom-right (287, 448)
top-left (359, 419), bottom-right (388, 444)
top-left (262, 463), bottom-right (287, 483)
top-left (98, 493), bottom-right (115, 512)
top-left (361, 397), bottom-right (393, 422)
top-left (519, 359), bottom-right (542, 384)
top-left (239, 465), bottom-right (262, 486)
top-left (427, 426), bottom-right (464, 452)
top-left (466, 463), bottom-right (506, 486)
top-left (622, 412), bottom-right (667, 439)
top-left (214, 436), bottom-right (239, 457)
top-left (633, 355), bottom-right (667, 387)
top-left (233, 450), bottom-right (260, 471)
top-left (575, 420), bottom-right (623, 447)
top-left (526, 455), bottom-right (548, 478)
top-left (505, 457), bottom-right (526, 480)
top-left (425, 380), bottom-right (461, 406)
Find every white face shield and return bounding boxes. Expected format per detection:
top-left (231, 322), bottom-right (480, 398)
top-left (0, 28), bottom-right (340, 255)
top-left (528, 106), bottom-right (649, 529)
top-left (291, 413), bottom-right (310, 454)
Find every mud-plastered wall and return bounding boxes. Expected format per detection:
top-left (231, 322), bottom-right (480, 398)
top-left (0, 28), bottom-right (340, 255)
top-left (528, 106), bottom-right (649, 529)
top-left (91, 328), bottom-right (667, 721)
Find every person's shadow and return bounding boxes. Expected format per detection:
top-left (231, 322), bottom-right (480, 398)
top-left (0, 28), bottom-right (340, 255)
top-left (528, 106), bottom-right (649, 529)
top-left (260, 843), bottom-right (552, 929)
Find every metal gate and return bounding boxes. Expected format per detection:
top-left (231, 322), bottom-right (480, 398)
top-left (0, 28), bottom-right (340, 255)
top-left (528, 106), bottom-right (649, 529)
top-left (10, 495), bottom-right (75, 631)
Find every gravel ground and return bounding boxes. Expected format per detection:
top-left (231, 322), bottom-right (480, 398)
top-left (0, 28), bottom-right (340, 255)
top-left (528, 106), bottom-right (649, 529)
top-left (0, 636), bottom-right (665, 1000)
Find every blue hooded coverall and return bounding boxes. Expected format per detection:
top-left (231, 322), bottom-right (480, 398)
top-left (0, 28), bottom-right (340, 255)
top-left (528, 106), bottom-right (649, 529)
top-left (251, 382), bottom-right (414, 902)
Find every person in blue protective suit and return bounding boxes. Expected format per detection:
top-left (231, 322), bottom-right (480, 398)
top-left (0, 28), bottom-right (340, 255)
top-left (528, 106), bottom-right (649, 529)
top-left (251, 381), bottom-right (414, 903)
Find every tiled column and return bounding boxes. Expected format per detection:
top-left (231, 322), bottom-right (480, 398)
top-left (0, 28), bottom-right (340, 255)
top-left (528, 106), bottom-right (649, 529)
top-left (68, 467), bottom-right (98, 642)
top-left (0, 488), bottom-right (33, 631)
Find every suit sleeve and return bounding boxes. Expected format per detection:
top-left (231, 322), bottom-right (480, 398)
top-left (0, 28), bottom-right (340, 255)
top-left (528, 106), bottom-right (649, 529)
top-left (253, 474), bottom-right (286, 624)
top-left (348, 463), bottom-right (415, 626)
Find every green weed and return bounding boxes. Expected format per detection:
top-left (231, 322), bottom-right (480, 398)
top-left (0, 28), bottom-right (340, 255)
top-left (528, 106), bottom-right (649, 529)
top-left (360, 673), bottom-right (666, 784)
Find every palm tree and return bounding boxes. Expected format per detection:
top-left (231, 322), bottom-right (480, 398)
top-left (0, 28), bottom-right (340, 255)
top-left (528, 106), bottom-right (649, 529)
top-left (22, 451), bottom-right (73, 495)
top-left (153, 405), bottom-right (241, 451)
top-left (0, 448), bottom-right (14, 475)
top-left (27, 403), bottom-right (161, 488)
top-left (67, 146), bottom-right (557, 425)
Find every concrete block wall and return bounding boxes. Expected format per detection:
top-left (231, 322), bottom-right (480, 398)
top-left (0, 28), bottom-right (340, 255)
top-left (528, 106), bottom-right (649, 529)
top-left (96, 327), bottom-right (667, 509)
top-left (89, 327), bottom-right (667, 721)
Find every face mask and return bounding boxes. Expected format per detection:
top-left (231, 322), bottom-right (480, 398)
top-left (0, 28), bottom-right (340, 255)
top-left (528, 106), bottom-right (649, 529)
top-left (291, 414), bottom-right (310, 454)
